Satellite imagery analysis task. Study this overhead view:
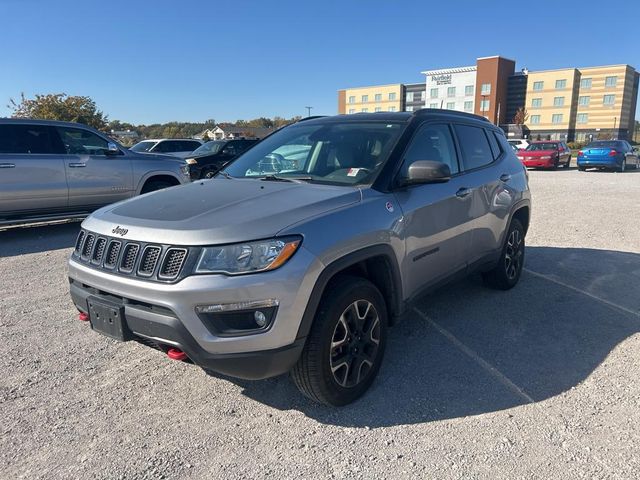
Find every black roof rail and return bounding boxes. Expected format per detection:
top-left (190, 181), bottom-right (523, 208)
top-left (295, 115), bottom-right (327, 123)
top-left (412, 108), bottom-right (490, 123)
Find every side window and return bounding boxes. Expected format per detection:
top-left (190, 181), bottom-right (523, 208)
top-left (401, 123), bottom-right (459, 176)
top-left (485, 129), bottom-right (502, 160)
top-left (222, 143), bottom-right (238, 155)
top-left (453, 124), bottom-right (494, 171)
top-left (0, 124), bottom-right (61, 154)
top-left (183, 141), bottom-right (201, 151)
top-left (56, 127), bottom-right (109, 155)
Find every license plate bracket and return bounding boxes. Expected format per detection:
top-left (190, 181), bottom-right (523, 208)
top-left (87, 297), bottom-right (132, 341)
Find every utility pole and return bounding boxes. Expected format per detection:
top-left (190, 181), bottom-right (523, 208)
top-left (305, 106), bottom-right (313, 117)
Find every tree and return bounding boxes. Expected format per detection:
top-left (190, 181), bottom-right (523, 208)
top-left (512, 107), bottom-right (529, 125)
top-left (8, 93), bottom-right (108, 130)
top-left (202, 132), bottom-right (210, 142)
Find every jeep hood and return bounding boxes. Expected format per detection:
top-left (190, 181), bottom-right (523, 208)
top-left (82, 179), bottom-right (361, 245)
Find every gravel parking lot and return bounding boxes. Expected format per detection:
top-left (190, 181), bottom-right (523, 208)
top-left (2, 167), bottom-right (639, 479)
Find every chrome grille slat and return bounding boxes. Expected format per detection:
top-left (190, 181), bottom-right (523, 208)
top-left (81, 234), bottom-right (95, 259)
top-left (91, 238), bottom-right (107, 264)
top-left (119, 243), bottom-right (140, 273)
top-left (104, 241), bottom-right (121, 268)
top-left (138, 246), bottom-right (161, 276)
top-left (159, 248), bottom-right (187, 279)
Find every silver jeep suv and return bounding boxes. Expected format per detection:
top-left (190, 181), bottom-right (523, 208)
top-left (0, 119), bottom-right (191, 226)
top-left (68, 111), bottom-right (531, 406)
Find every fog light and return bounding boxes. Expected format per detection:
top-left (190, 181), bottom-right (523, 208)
top-left (254, 310), bottom-right (267, 327)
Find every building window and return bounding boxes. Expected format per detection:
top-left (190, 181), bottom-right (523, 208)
top-left (361, 95), bottom-right (368, 103)
top-left (464, 101), bottom-right (473, 112)
top-left (361, 108), bottom-right (368, 113)
top-left (552, 114), bottom-right (563, 124)
top-left (603, 94), bottom-right (615, 105)
top-left (348, 109), bottom-right (355, 114)
top-left (374, 93), bottom-right (382, 102)
top-left (580, 78), bottom-right (592, 89)
top-left (530, 115), bottom-right (541, 125)
top-left (447, 86), bottom-right (456, 97)
top-left (429, 102), bottom-right (438, 108)
top-left (389, 106), bottom-right (397, 112)
top-left (479, 99), bottom-right (490, 112)
top-left (465, 85), bottom-right (474, 96)
top-left (533, 81), bottom-right (544, 91)
top-left (374, 107), bottom-right (382, 112)
top-left (605, 76), bottom-right (617, 87)
top-left (389, 92), bottom-right (397, 101)
top-left (414, 92), bottom-right (422, 101)
top-left (430, 88), bottom-right (438, 98)
top-left (555, 79), bottom-right (567, 89)
top-left (578, 96), bottom-right (590, 106)
top-left (481, 83), bottom-right (491, 95)
top-left (531, 98), bottom-right (542, 108)
top-left (406, 92), bottom-right (414, 102)
top-left (577, 113), bottom-right (588, 124)
top-left (348, 96), bottom-right (355, 104)
top-left (553, 97), bottom-right (565, 107)
top-left (446, 102), bottom-right (455, 109)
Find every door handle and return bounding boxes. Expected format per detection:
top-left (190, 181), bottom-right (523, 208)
top-left (499, 173), bottom-right (511, 182)
top-left (68, 163), bottom-right (87, 168)
top-left (0, 163), bottom-right (16, 168)
top-left (455, 187), bottom-right (471, 198)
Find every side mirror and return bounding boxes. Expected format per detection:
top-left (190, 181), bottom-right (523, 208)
top-left (105, 142), bottom-right (120, 156)
top-left (402, 160), bottom-right (451, 186)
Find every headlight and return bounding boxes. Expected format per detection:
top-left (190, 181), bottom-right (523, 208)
top-left (195, 237), bottom-right (302, 275)
top-left (540, 155), bottom-right (551, 160)
top-left (180, 164), bottom-right (190, 176)
top-left (185, 158), bottom-right (198, 165)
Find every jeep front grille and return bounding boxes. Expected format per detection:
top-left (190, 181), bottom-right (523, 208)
top-left (72, 229), bottom-right (192, 283)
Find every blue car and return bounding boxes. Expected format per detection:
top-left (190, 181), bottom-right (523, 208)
top-left (577, 140), bottom-right (639, 172)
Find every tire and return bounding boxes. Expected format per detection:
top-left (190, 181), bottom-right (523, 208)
top-left (482, 218), bottom-right (525, 290)
top-left (291, 275), bottom-right (387, 406)
top-left (617, 159), bottom-right (626, 173)
top-left (578, 165), bottom-right (586, 172)
top-left (550, 158), bottom-right (559, 170)
top-left (141, 180), bottom-right (174, 194)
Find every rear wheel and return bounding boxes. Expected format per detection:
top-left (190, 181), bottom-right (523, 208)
top-left (578, 165), bottom-right (586, 172)
top-left (617, 159), bottom-right (626, 173)
top-left (482, 219), bottom-right (525, 290)
top-left (291, 276), bottom-right (387, 406)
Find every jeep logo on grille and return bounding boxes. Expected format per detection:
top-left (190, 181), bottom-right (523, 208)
top-left (112, 226), bottom-right (129, 237)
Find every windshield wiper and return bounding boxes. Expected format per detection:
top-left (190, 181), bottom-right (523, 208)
top-left (217, 171), bottom-right (234, 179)
top-left (260, 175), bottom-right (313, 183)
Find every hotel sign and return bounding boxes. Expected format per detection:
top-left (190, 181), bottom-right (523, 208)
top-left (431, 74), bottom-right (452, 85)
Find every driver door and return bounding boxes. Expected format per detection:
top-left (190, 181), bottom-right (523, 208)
top-left (56, 126), bottom-right (134, 209)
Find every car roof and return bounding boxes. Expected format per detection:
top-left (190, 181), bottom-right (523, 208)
top-left (531, 140), bottom-right (560, 143)
top-left (298, 109), bottom-right (491, 127)
top-left (141, 138), bottom-right (202, 142)
top-left (0, 117), bottom-right (100, 129)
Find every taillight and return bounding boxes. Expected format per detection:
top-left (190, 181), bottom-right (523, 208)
top-left (608, 150), bottom-right (617, 157)
top-left (578, 150), bottom-right (583, 156)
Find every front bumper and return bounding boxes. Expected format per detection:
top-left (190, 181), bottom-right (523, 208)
top-left (520, 157), bottom-right (554, 168)
top-left (68, 246), bottom-right (324, 379)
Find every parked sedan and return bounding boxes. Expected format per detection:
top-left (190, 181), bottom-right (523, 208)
top-left (577, 140), bottom-right (639, 172)
top-left (130, 138), bottom-right (203, 159)
top-left (517, 141), bottom-right (571, 169)
top-left (508, 139), bottom-right (529, 150)
top-left (184, 138), bottom-right (258, 180)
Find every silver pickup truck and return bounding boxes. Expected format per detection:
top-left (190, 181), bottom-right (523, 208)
top-left (0, 119), bottom-right (191, 226)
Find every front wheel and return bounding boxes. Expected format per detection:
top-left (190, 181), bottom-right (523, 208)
top-left (291, 276), bottom-right (387, 406)
top-left (482, 218), bottom-right (525, 290)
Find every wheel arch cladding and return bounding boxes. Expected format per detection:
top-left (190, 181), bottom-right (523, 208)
top-left (512, 205), bottom-right (530, 235)
top-left (295, 245), bottom-right (404, 340)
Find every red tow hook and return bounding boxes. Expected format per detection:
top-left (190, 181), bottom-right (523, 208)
top-left (167, 348), bottom-right (188, 361)
top-left (78, 312), bottom-right (89, 322)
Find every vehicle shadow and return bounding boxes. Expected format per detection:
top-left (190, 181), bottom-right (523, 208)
top-left (0, 221), bottom-right (80, 257)
top-left (233, 246), bottom-right (640, 427)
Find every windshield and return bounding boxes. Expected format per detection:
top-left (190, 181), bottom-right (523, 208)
top-left (586, 141), bottom-right (622, 149)
top-left (526, 143), bottom-right (558, 151)
top-left (192, 141), bottom-right (226, 156)
top-left (130, 141), bottom-right (157, 152)
top-left (221, 121), bottom-right (404, 185)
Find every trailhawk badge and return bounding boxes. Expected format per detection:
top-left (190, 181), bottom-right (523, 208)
top-left (112, 226), bottom-right (129, 236)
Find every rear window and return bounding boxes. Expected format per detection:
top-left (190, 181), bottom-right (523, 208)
top-left (453, 124), bottom-right (494, 170)
top-left (586, 141), bottom-right (624, 149)
top-left (0, 124), bottom-right (62, 154)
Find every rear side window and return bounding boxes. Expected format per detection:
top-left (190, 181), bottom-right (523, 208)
top-left (401, 123), bottom-right (459, 175)
top-left (454, 124), bottom-right (494, 171)
top-left (486, 130), bottom-right (502, 160)
top-left (0, 124), bottom-right (61, 154)
top-left (56, 127), bottom-right (109, 155)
